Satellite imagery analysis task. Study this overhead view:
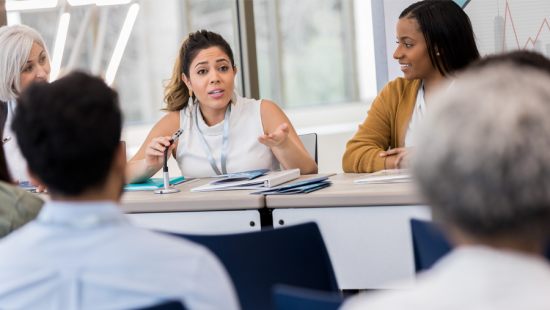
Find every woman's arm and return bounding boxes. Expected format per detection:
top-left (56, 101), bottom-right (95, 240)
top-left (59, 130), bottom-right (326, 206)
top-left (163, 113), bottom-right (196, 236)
top-left (342, 94), bottom-right (392, 173)
top-left (259, 100), bottom-right (318, 174)
top-left (125, 111), bottom-right (181, 184)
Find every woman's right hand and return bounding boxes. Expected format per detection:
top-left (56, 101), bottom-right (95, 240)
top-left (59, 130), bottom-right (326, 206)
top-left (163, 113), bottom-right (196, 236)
top-left (145, 136), bottom-right (175, 167)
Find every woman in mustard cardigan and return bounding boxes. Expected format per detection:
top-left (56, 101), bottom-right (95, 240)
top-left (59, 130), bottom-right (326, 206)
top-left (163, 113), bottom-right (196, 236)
top-left (343, 0), bottom-right (480, 173)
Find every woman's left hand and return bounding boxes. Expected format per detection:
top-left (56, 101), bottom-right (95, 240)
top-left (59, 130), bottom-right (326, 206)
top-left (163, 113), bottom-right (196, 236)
top-left (380, 147), bottom-right (413, 169)
top-left (258, 123), bottom-right (290, 148)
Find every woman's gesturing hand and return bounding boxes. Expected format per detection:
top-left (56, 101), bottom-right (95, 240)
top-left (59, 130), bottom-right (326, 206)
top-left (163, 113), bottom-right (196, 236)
top-left (145, 136), bottom-right (175, 167)
top-left (258, 123), bottom-right (290, 148)
top-left (380, 147), bottom-right (413, 169)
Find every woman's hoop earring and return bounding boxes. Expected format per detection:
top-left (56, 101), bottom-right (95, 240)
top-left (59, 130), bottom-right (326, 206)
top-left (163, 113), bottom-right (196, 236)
top-left (188, 90), bottom-right (194, 111)
top-left (231, 91), bottom-right (237, 106)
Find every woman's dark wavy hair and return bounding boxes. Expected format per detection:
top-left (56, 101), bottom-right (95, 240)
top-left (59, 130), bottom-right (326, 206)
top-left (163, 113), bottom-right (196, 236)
top-left (163, 30), bottom-right (235, 112)
top-left (400, 0), bottom-right (481, 76)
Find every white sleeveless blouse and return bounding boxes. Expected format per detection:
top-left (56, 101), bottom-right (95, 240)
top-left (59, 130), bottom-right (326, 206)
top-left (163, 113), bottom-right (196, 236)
top-left (176, 94), bottom-right (280, 178)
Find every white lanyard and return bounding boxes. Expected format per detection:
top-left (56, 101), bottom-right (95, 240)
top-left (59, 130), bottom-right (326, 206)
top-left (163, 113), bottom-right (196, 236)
top-left (194, 102), bottom-right (231, 175)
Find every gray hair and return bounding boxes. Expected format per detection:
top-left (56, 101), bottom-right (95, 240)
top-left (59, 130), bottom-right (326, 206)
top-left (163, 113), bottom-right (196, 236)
top-left (0, 25), bottom-right (50, 102)
top-left (413, 64), bottom-right (550, 239)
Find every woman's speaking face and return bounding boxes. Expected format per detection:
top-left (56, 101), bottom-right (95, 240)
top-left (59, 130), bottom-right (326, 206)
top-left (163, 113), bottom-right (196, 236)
top-left (393, 17), bottom-right (440, 81)
top-left (183, 46), bottom-right (237, 112)
top-left (19, 42), bottom-right (50, 92)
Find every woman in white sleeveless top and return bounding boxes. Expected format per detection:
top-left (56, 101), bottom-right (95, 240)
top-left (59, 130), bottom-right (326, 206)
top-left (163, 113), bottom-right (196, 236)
top-left (126, 30), bottom-right (317, 181)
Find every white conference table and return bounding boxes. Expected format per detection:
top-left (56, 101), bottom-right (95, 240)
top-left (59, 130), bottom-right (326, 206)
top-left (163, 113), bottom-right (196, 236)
top-left (120, 175), bottom-right (333, 235)
top-left (120, 178), bottom-right (265, 235)
top-left (266, 173), bottom-right (431, 290)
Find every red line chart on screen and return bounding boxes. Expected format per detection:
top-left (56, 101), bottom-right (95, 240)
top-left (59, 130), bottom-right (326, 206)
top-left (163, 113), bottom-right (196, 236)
top-left (464, 0), bottom-right (550, 57)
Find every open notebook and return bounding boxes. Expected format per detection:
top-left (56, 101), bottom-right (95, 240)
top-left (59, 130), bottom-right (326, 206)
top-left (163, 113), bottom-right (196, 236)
top-left (191, 169), bottom-right (300, 192)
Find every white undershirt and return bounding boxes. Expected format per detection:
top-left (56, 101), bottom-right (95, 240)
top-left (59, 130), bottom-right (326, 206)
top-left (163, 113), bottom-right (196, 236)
top-left (404, 83), bottom-right (426, 148)
top-left (404, 80), bottom-right (454, 147)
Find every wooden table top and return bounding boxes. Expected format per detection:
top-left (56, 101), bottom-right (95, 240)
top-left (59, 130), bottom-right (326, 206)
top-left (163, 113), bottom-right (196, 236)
top-left (266, 173), bottom-right (425, 208)
top-left (120, 174), bottom-right (336, 213)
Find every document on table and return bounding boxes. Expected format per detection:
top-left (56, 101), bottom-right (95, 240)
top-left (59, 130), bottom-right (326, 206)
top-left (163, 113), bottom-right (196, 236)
top-left (250, 177), bottom-right (331, 195)
top-left (354, 169), bottom-right (411, 184)
top-left (191, 169), bottom-right (300, 192)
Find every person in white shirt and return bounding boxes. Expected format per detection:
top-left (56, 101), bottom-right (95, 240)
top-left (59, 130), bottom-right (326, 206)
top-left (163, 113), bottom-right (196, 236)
top-left (0, 24), bottom-right (51, 186)
top-left (0, 72), bottom-right (240, 310)
top-left (340, 63), bottom-right (550, 309)
top-left (125, 30), bottom-right (317, 182)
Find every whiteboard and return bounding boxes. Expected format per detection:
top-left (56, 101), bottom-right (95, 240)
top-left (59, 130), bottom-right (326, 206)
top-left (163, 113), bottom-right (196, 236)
top-left (465, 0), bottom-right (550, 57)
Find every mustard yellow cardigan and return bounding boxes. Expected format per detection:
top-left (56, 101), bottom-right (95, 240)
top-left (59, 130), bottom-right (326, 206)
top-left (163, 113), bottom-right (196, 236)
top-left (343, 78), bottom-right (422, 173)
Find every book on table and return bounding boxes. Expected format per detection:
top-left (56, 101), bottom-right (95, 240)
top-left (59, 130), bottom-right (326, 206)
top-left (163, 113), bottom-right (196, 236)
top-left (125, 176), bottom-right (190, 191)
top-left (354, 169), bottom-right (411, 184)
top-left (191, 169), bottom-right (300, 192)
top-left (250, 177), bottom-right (332, 195)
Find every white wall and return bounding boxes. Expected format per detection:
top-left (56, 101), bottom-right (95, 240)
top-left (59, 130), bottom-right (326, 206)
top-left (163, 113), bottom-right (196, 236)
top-left (383, 0), bottom-right (421, 82)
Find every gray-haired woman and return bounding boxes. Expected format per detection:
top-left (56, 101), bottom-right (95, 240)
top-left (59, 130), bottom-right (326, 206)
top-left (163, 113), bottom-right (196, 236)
top-left (0, 24), bottom-right (51, 184)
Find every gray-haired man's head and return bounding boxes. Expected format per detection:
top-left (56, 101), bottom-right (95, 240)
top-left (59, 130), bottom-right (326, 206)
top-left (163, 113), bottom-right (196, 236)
top-left (413, 64), bottom-right (550, 242)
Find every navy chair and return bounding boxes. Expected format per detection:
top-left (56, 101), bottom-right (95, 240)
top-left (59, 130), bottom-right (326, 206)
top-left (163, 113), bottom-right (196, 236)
top-left (272, 284), bottom-right (343, 310)
top-left (172, 222), bottom-right (338, 310)
top-left (136, 301), bottom-right (185, 310)
top-left (411, 219), bottom-right (550, 272)
top-left (410, 219), bottom-right (452, 272)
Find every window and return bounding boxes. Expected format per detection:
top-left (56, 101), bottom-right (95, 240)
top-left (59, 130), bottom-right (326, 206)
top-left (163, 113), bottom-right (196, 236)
top-left (5, 0), bottom-right (376, 123)
top-left (254, 0), bottom-right (359, 108)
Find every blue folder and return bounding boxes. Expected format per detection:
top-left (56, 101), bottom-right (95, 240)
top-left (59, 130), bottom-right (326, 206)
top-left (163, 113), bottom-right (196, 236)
top-left (125, 176), bottom-right (186, 191)
top-left (250, 177), bottom-right (332, 195)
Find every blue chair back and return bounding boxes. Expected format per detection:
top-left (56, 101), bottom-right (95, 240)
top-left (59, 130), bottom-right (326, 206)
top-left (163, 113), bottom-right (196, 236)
top-left (136, 301), bottom-right (185, 310)
top-left (410, 219), bottom-right (452, 272)
top-left (411, 219), bottom-right (550, 273)
top-left (172, 222), bottom-right (338, 310)
top-left (272, 284), bottom-right (343, 310)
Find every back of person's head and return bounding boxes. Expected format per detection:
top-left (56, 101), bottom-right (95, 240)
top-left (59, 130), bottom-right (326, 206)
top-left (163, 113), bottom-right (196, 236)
top-left (164, 30), bottom-right (235, 112)
top-left (0, 24), bottom-right (50, 102)
top-left (400, 0), bottom-right (480, 76)
top-left (413, 64), bottom-right (550, 243)
top-left (12, 72), bottom-right (122, 196)
top-left (470, 50), bottom-right (550, 75)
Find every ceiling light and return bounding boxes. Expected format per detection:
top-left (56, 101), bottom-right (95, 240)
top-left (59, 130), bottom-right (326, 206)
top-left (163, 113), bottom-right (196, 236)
top-left (5, 0), bottom-right (58, 11)
top-left (105, 3), bottom-right (139, 85)
top-left (67, 0), bottom-right (95, 6)
top-left (50, 12), bottom-right (71, 82)
top-left (95, 0), bottom-right (131, 6)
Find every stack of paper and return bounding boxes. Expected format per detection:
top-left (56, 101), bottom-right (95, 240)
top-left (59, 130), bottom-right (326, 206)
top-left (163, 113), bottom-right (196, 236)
top-left (191, 169), bottom-right (300, 192)
top-left (354, 169), bottom-right (411, 184)
top-left (125, 176), bottom-right (189, 191)
top-left (251, 177), bottom-right (331, 195)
